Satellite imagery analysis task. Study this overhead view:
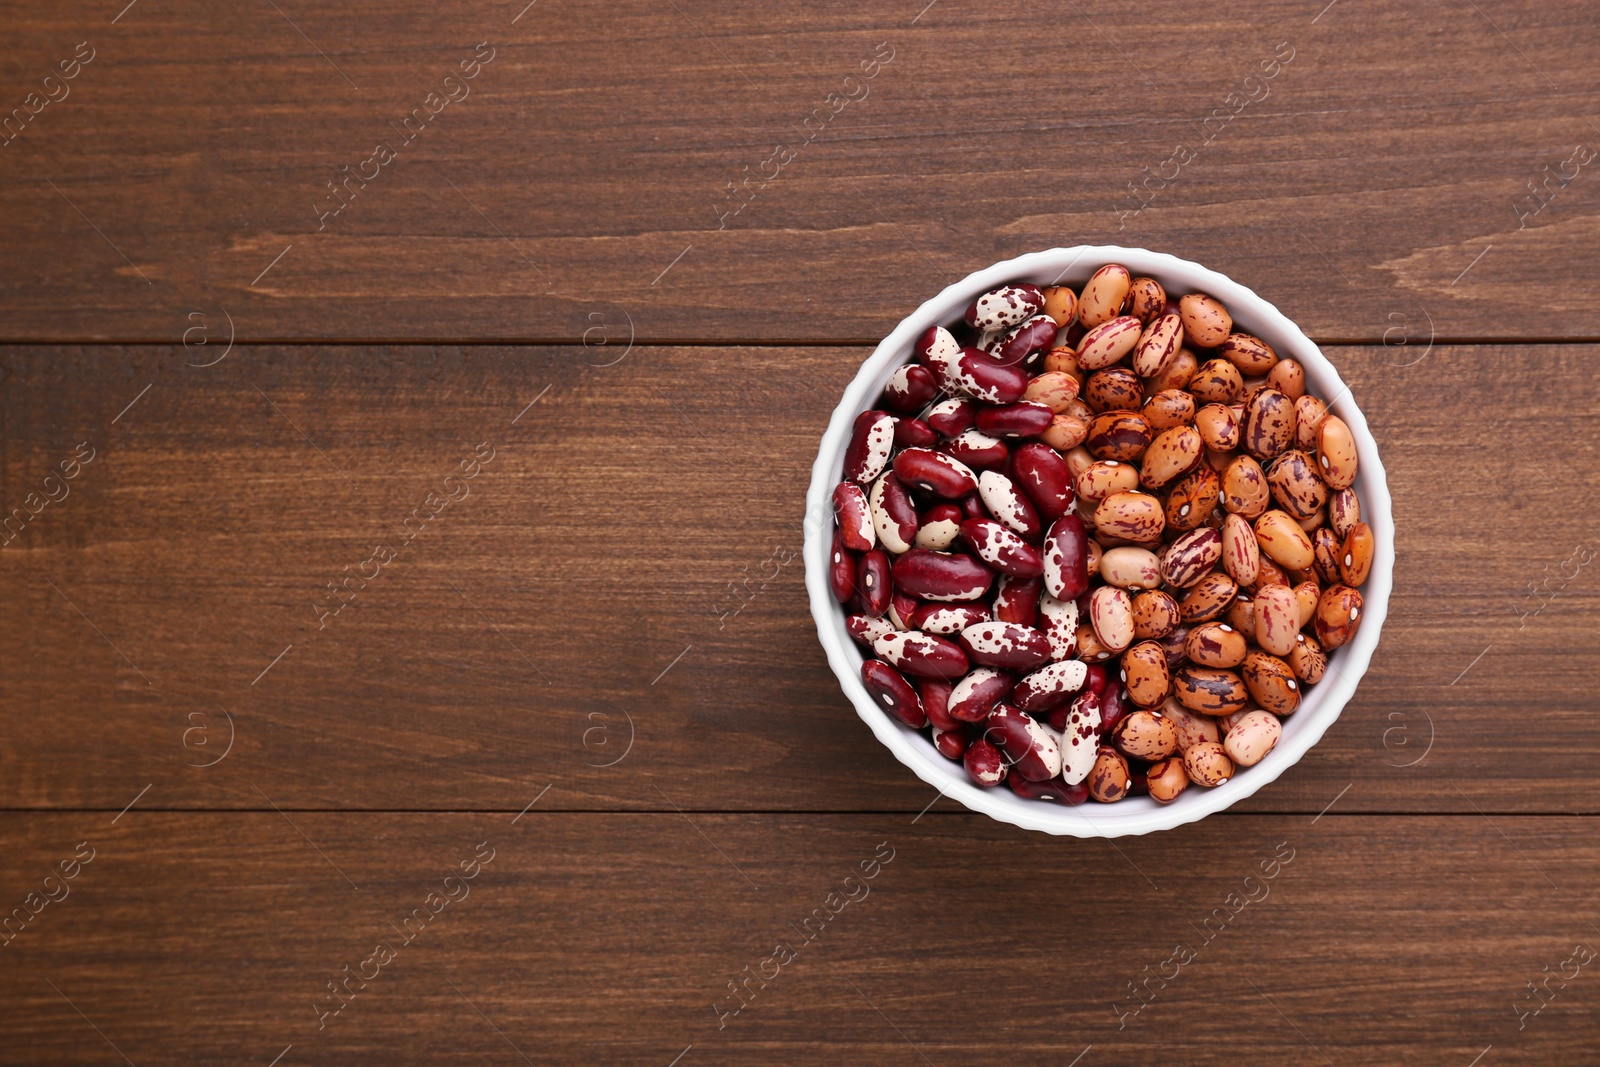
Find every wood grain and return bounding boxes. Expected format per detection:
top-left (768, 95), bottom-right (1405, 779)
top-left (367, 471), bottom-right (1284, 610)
top-left (0, 2), bottom-right (1597, 342)
top-left (0, 345), bottom-right (1594, 812)
top-left (0, 812), bottom-right (1594, 1065)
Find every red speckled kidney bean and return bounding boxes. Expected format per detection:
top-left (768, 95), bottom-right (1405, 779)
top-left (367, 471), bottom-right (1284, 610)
top-left (1042, 515), bottom-right (1090, 600)
top-left (892, 549), bottom-right (996, 602)
top-left (868, 472), bottom-right (920, 553)
top-left (984, 703), bottom-right (1063, 781)
top-left (925, 397), bottom-right (976, 437)
top-left (1096, 679), bottom-right (1131, 740)
top-left (958, 621), bottom-right (1052, 671)
top-left (937, 347), bottom-right (1031, 403)
top-left (888, 589), bottom-right (919, 630)
top-left (843, 409), bottom-right (895, 483)
top-left (893, 417), bottom-right (939, 450)
top-left (832, 482), bottom-right (874, 552)
top-left (908, 603), bottom-right (989, 635)
top-left (861, 660), bottom-right (926, 727)
top-left (977, 470), bottom-right (1043, 540)
top-left (918, 678), bottom-right (960, 732)
top-left (914, 502), bottom-right (963, 550)
top-left (957, 493), bottom-right (988, 520)
top-left (1057, 686), bottom-right (1102, 784)
top-left (881, 363), bottom-right (940, 413)
top-left (872, 630), bottom-right (970, 679)
top-left (857, 549), bottom-right (892, 616)
top-left (993, 574), bottom-right (1045, 627)
top-left (966, 284), bottom-right (1045, 330)
top-left (1011, 442), bottom-right (1076, 520)
top-left (943, 428), bottom-right (1010, 469)
top-left (830, 530), bottom-right (857, 605)
top-left (933, 726), bottom-right (968, 759)
top-left (963, 737), bottom-right (1008, 787)
top-left (959, 518), bottom-right (1044, 578)
top-left (915, 324), bottom-right (960, 365)
top-left (1011, 659), bottom-right (1089, 712)
top-left (1008, 775), bottom-right (1090, 804)
top-left (846, 613), bottom-right (894, 647)
top-left (1038, 592), bottom-right (1079, 660)
top-left (949, 667), bottom-right (1016, 722)
top-left (995, 314), bottom-right (1061, 366)
top-left (976, 400), bottom-right (1055, 438)
top-left (893, 447), bottom-right (979, 499)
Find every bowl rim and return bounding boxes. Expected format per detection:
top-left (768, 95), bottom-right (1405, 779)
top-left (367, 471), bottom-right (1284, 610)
top-left (803, 245), bottom-right (1395, 837)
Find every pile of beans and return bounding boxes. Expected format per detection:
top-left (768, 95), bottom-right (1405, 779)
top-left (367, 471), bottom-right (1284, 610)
top-left (831, 264), bottom-right (1373, 806)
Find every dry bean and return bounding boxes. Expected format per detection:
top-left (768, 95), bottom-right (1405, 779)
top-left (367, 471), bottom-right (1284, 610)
top-left (1131, 589), bottom-right (1182, 639)
top-left (1341, 522), bottom-right (1375, 586)
top-left (1183, 741), bottom-right (1234, 786)
top-left (1078, 264), bottom-right (1132, 328)
top-left (1179, 293), bottom-right (1232, 347)
top-left (1184, 621), bottom-right (1249, 668)
top-left (1223, 709), bottom-right (1281, 767)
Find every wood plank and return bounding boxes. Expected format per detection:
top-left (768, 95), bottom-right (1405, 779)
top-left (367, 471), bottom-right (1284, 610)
top-left (0, 812), bottom-right (1594, 1065)
top-left (0, 2), bottom-right (1596, 341)
top-left (0, 345), bottom-right (1594, 812)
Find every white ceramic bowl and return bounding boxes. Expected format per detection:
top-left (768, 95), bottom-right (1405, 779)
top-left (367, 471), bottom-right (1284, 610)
top-left (803, 246), bottom-right (1394, 837)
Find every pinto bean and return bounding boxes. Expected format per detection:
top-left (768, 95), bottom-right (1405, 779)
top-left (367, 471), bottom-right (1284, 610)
top-left (1172, 665), bottom-right (1249, 715)
top-left (1315, 584), bottom-right (1364, 649)
top-left (1316, 415), bottom-right (1359, 489)
top-left (1078, 264), bottom-right (1132, 327)
top-left (1188, 358), bottom-right (1243, 404)
top-left (1241, 651), bottom-right (1301, 715)
top-left (1266, 449), bottom-right (1328, 520)
top-left (1183, 621), bottom-right (1249, 668)
top-left (1127, 276), bottom-right (1167, 324)
top-left (1119, 641), bottom-right (1172, 708)
top-left (1179, 293), bottom-right (1232, 348)
top-left (1219, 332), bottom-right (1278, 374)
top-left (1131, 589), bottom-right (1182, 639)
top-left (1243, 387), bottom-right (1297, 461)
top-left (1166, 464), bottom-right (1223, 532)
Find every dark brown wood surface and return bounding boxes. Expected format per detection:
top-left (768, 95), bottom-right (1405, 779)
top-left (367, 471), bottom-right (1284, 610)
top-left (0, 345), bottom-right (1593, 815)
top-left (3, 0), bottom-right (1599, 1062)
top-left (0, 1), bottom-right (1597, 343)
top-left (2, 814), bottom-right (1596, 1066)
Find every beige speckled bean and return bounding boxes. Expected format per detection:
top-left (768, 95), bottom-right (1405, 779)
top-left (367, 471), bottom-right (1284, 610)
top-left (1187, 358), bottom-right (1243, 404)
top-left (1183, 740), bottom-right (1234, 786)
top-left (1127, 276), bottom-right (1167, 324)
top-left (1266, 357), bottom-right (1305, 398)
top-left (1119, 643), bottom-right (1173, 710)
top-left (1223, 709), bottom-right (1281, 767)
top-left (1140, 425), bottom-right (1204, 489)
top-left (1132, 312), bottom-right (1185, 378)
top-left (1316, 415), bottom-right (1359, 489)
top-left (1254, 509), bottom-right (1316, 570)
top-left (1041, 286), bottom-right (1078, 327)
top-left (1089, 584), bottom-right (1136, 653)
top-left (1292, 580), bottom-right (1320, 628)
top-left (1266, 449), bottom-right (1328, 521)
top-left (1194, 403), bottom-right (1241, 451)
top-left (1184, 621), bottom-right (1249, 668)
top-left (1076, 315), bottom-right (1144, 370)
top-left (1293, 394), bottom-right (1328, 450)
top-left (1021, 371), bottom-right (1081, 413)
top-left (1222, 512), bottom-right (1261, 585)
top-left (1162, 697), bottom-right (1221, 753)
top-left (1341, 522), bottom-right (1374, 586)
top-left (1328, 487), bottom-right (1361, 539)
top-left (1219, 333), bottom-right (1278, 374)
top-left (1100, 546), bottom-right (1164, 590)
top-left (1222, 455), bottom-right (1271, 518)
top-left (1078, 264), bottom-right (1132, 328)
top-left (1076, 459), bottom-right (1140, 502)
top-left (1241, 651), bottom-right (1301, 715)
top-left (1253, 583), bottom-right (1300, 656)
top-left (1179, 571), bottom-right (1239, 624)
top-left (1287, 632), bottom-right (1327, 684)
top-left (1143, 389), bottom-right (1196, 431)
top-left (1148, 348), bottom-right (1199, 393)
top-left (1094, 491), bottom-right (1165, 543)
top-left (1146, 757), bottom-right (1190, 803)
top-left (1179, 293), bottom-right (1232, 348)
top-left (1131, 589), bottom-right (1182, 639)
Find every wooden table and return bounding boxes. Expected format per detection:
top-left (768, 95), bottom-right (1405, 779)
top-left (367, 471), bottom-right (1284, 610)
top-left (2, 2), bottom-right (1597, 1063)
